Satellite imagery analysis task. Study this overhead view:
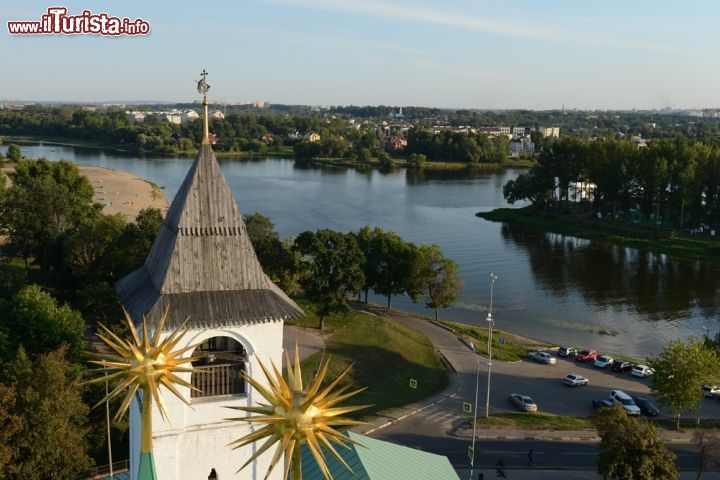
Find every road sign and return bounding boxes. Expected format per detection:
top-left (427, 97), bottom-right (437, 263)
top-left (463, 402), bottom-right (472, 414)
top-left (409, 378), bottom-right (418, 389)
top-left (468, 445), bottom-right (474, 461)
top-left (499, 337), bottom-right (506, 345)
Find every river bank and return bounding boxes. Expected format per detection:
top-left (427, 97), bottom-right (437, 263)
top-left (478, 206), bottom-right (720, 263)
top-left (303, 155), bottom-right (535, 171)
top-left (1, 162), bottom-right (169, 221)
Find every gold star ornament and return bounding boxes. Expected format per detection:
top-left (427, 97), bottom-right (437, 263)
top-left (228, 345), bottom-right (370, 480)
top-left (87, 308), bottom-right (201, 453)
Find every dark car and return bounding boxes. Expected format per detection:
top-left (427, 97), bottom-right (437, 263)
top-left (631, 396), bottom-right (659, 416)
top-left (592, 399), bottom-right (613, 409)
top-left (611, 360), bottom-right (632, 373)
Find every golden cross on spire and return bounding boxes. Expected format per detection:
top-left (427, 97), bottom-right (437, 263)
top-left (197, 69), bottom-right (210, 95)
top-left (197, 68), bottom-right (210, 143)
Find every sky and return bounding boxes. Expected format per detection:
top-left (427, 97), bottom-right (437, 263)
top-left (1, 0), bottom-right (719, 109)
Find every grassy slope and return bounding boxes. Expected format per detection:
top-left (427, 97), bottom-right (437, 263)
top-left (478, 206), bottom-right (720, 263)
top-left (440, 320), bottom-right (549, 362)
top-left (287, 301), bottom-right (449, 418)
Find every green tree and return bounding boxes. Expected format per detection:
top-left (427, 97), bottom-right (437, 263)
top-left (411, 244), bottom-right (463, 321)
top-left (244, 212), bottom-right (301, 293)
top-left (371, 230), bottom-right (414, 309)
top-left (649, 338), bottom-right (720, 429)
top-left (0, 285), bottom-right (84, 362)
top-left (593, 404), bottom-right (677, 480)
top-left (0, 159), bottom-right (100, 269)
top-left (5, 144), bottom-right (21, 163)
top-left (5, 346), bottom-right (92, 479)
top-left (406, 153), bottom-right (427, 168)
top-left (0, 384), bottom-right (21, 478)
top-left (294, 229), bottom-right (365, 329)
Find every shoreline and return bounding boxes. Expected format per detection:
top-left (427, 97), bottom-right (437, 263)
top-left (477, 206), bottom-right (720, 264)
top-left (4, 136), bottom-right (535, 170)
top-left (1, 162), bottom-right (169, 221)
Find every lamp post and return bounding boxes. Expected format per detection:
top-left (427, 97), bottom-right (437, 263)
top-left (469, 273), bottom-right (498, 480)
top-left (485, 273), bottom-right (498, 418)
top-left (468, 344), bottom-right (481, 480)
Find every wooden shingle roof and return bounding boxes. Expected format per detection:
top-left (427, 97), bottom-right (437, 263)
top-left (117, 144), bottom-right (303, 329)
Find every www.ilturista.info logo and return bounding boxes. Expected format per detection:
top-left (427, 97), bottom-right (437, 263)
top-left (7, 7), bottom-right (150, 36)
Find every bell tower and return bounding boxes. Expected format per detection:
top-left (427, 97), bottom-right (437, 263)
top-left (116, 71), bottom-right (303, 479)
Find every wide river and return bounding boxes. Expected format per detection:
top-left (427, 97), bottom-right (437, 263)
top-left (5, 142), bottom-right (720, 356)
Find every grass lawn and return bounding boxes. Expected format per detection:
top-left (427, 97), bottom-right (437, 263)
top-left (439, 320), bottom-right (548, 362)
top-left (476, 412), bottom-right (720, 432)
top-left (287, 300), bottom-right (449, 419)
top-left (476, 413), bottom-right (593, 430)
top-left (478, 206), bottom-right (720, 263)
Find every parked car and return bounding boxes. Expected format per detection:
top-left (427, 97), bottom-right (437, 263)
top-left (631, 365), bottom-right (655, 378)
top-left (611, 360), bottom-right (632, 373)
top-left (702, 385), bottom-right (720, 398)
top-left (509, 393), bottom-right (537, 412)
top-left (558, 345), bottom-right (577, 358)
top-left (594, 355), bottom-right (614, 368)
top-left (592, 398), bottom-right (613, 409)
top-left (563, 373), bottom-right (589, 387)
top-left (631, 396), bottom-right (659, 417)
top-left (529, 351), bottom-right (557, 365)
top-left (610, 390), bottom-right (641, 416)
top-left (576, 349), bottom-right (598, 362)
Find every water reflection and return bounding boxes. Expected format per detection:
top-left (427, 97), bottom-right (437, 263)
top-left (501, 223), bottom-right (720, 322)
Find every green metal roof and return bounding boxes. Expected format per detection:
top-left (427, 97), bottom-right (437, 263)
top-left (300, 432), bottom-right (459, 480)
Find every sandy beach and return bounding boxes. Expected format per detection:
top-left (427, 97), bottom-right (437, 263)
top-left (79, 166), bottom-right (169, 220)
top-left (0, 164), bottom-right (169, 221)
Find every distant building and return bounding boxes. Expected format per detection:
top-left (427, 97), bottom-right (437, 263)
top-left (126, 111), bottom-right (146, 123)
top-left (210, 110), bottom-right (225, 120)
top-left (181, 110), bottom-right (200, 124)
top-left (161, 112), bottom-right (182, 124)
top-left (382, 136), bottom-right (407, 151)
top-left (304, 132), bottom-right (321, 143)
top-left (631, 135), bottom-right (648, 148)
top-left (537, 127), bottom-right (560, 138)
top-left (510, 138), bottom-right (535, 154)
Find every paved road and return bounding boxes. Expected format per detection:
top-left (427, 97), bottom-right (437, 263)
top-left (372, 433), bottom-right (708, 477)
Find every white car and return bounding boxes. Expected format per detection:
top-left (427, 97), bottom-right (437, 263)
top-left (702, 385), bottom-right (720, 398)
top-left (631, 365), bottom-right (655, 378)
top-left (529, 351), bottom-right (557, 365)
top-left (563, 373), bottom-right (589, 387)
top-left (594, 355), bottom-right (614, 368)
top-left (610, 389), bottom-right (642, 416)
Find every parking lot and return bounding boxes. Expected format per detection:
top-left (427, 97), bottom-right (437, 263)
top-left (485, 351), bottom-right (720, 420)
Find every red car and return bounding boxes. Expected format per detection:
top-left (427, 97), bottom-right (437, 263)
top-left (576, 349), bottom-right (598, 362)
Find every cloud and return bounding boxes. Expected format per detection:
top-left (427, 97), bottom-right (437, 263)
top-left (263, 0), bottom-right (695, 56)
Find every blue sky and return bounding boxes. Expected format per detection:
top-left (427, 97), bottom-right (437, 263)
top-left (1, 1), bottom-right (718, 109)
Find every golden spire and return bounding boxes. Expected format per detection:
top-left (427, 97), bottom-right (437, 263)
top-left (227, 344), bottom-right (369, 480)
top-left (86, 308), bottom-right (201, 454)
top-left (197, 68), bottom-right (210, 144)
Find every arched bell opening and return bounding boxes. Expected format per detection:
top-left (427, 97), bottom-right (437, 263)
top-left (190, 336), bottom-right (246, 399)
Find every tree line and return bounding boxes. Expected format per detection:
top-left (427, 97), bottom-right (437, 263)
top-left (405, 127), bottom-right (510, 163)
top-left (245, 216), bottom-right (463, 329)
top-left (503, 136), bottom-right (720, 229)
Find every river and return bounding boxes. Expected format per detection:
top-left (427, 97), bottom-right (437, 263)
top-left (4, 142), bottom-right (720, 357)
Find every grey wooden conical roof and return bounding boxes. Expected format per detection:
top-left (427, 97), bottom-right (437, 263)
top-left (117, 144), bottom-right (303, 330)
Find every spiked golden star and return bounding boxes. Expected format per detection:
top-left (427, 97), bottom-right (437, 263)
top-left (86, 307), bottom-right (201, 453)
top-left (227, 344), bottom-right (370, 480)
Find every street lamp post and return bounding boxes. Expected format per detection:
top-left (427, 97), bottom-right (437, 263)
top-left (468, 345), bottom-right (480, 480)
top-left (469, 273), bottom-right (498, 480)
top-left (485, 273), bottom-right (498, 418)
